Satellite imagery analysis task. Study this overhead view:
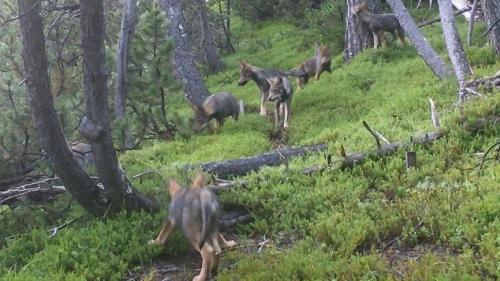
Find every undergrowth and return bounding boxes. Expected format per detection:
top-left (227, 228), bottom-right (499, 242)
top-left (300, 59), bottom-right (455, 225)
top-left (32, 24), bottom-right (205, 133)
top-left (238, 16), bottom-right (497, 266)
top-left (1, 9), bottom-right (499, 281)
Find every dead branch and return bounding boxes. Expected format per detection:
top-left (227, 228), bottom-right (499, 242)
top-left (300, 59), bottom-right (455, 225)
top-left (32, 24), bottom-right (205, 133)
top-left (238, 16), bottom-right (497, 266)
top-left (187, 143), bottom-right (328, 179)
top-left (48, 217), bottom-right (82, 237)
top-left (362, 120), bottom-right (381, 149)
top-left (428, 97), bottom-right (441, 129)
top-left (417, 7), bottom-right (471, 28)
top-left (0, 185), bottom-right (66, 205)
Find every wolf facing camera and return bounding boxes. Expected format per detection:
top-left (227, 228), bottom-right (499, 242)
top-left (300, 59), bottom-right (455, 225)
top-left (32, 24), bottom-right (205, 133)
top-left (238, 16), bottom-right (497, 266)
top-left (149, 173), bottom-right (237, 281)
top-left (266, 75), bottom-right (293, 128)
top-left (238, 60), bottom-right (286, 116)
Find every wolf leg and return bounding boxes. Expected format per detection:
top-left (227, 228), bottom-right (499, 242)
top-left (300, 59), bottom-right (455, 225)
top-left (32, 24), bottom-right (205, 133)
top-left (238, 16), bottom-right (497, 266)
top-left (193, 244), bottom-right (214, 281)
top-left (372, 31), bottom-right (379, 49)
top-left (377, 30), bottom-right (387, 48)
top-left (218, 233), bottom-right (237, 249)
top-left (149, 221), bottom-right (175, 245)
top-left (274, 102), bottom-right (281, 128)
top-left (260, 91), bottom-right (268, 116)
top-left (283, 103), bottom-right (290, 128)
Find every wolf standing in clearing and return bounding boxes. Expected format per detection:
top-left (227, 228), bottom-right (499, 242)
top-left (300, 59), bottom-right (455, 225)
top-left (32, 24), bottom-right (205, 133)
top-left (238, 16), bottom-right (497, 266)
top-left (351, 1), bottom-right (405, 48)
top-left (149, 174), bottom-right (236, 281)
top-left (237, 60), bottom-right (286, 116)
top-left (267, 76), bottom-right (293, 128)
top-left (287, 42), bottom-right (332, 89)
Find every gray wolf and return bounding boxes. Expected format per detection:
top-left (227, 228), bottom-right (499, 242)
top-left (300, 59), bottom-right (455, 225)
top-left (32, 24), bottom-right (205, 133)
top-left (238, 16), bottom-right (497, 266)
top-left (149, 173), bottom-right (236, 281)
top-left (286, 42), bottom-right (332, 89)
top-left (266, 76), bottom-right (293, 128)
top-left (351, 2), bottom-right (405, 48)
top-left (194, 92), bottom-right (239, 132)
top-left (237, 60), bottom-right (286, 116)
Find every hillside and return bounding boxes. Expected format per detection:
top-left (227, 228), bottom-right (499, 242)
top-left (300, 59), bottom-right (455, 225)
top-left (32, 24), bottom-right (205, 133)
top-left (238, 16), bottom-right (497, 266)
top-left (1, 10), bottom-right (499, 281)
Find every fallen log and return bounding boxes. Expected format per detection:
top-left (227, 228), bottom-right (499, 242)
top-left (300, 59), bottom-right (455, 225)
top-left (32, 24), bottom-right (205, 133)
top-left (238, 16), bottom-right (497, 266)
top-left (417, 7), bottom-right (471, 28)
top-left (187, 143), bottom-right (328, 179)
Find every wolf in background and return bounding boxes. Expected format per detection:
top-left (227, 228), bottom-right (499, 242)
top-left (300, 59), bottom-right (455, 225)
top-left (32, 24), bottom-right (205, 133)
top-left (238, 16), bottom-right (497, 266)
top-left (149, 174), bottom-right (236, 281)
top-left (286, 42), bottom-right (332, 89)
top-left (351, 1), bottom-right (405, 49)
top-left (266, 76), bottom-right (293, 128)
top-left (238, 60), bottom-right (287, 116)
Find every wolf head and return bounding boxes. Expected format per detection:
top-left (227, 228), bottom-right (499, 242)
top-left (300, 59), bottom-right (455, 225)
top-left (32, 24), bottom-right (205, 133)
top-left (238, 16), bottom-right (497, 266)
top-left (238, 60), bottom-right (254, 86)
top-left (318, 45), bottom-right (332, 73)
top-left (193, 106), bottom-right (210, 133)
top-left (267, 76), bottom-right (287, 102)
top-left (351, 1), bottom-right (368, 14)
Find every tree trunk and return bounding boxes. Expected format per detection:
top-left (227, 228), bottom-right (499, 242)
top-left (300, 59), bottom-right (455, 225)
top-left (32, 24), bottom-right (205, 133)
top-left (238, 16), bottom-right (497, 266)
top-left (438, 0), bottom-right (472, 82)
top-left (218, 0), bottom-right (235, 54)
top-left (466, 0), bottom-right (479, 46)
top-left (115, 0), bottom-right (137, 150)
top-left (191, 0), bottom-right (225, 73)
top-left (481, 0), bottom-right (500, 55)
top-left (160, 0), bottom-right (210, 108)
top-left (386, 0), bottom-right (451, 79)
top-left (79, 0), bottom-right (157, 213)
top-left (344, 0), bottom-right (382, 62)
top-left (18, 0), bottom-right (107, 216)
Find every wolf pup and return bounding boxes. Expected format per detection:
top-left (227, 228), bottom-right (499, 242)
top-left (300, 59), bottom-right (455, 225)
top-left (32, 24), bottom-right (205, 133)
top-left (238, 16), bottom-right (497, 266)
top-left (287, 42), bottom-right (332, 90)
top-left (266, 76), bottom-right (293, 128)
top-left (149, 173), bottom-right (236, 281)
top-left (238, 60), bottom-right (285, 116)
top-left (194, 92), bottom-right (239, 132)
top-left (351, 1), bottom-right (405, 49)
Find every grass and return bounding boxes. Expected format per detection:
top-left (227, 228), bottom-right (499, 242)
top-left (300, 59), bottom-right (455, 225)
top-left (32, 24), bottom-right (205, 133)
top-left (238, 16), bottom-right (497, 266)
top-left (1, 9), bottom-right (499, 281)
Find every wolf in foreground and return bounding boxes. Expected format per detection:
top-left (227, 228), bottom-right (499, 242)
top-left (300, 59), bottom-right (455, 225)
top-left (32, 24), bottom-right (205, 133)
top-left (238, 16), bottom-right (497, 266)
top-left (351, 1), bottom-right (405, 48)
top-left (149, 174), bottom-right (237, 281)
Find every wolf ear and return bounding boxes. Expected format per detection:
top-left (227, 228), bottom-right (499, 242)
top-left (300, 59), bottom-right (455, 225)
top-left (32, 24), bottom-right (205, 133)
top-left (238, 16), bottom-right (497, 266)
top-left (238, 60), bottom-right (246, 68)
top-left (191, 173), bottom-right (205, 188)
top-left (169, 180), bottom-right (181, 198)
top-left (277, 76), bottom-right (283, 84)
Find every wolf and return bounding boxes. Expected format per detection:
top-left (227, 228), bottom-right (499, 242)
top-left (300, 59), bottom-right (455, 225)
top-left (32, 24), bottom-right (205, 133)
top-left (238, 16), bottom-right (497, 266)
top-left (351, 2), bottom-right (405, 49)
top-left (238, 60), bottom-right (286, 116)
top-left (194, 92), bottom-right (239, 132)
top-left (286, 42), bottom-right (332, 90)
top-left (149, 173), bottom-right (237, 281)
top-left (266, 76), bottom-right (293, 128)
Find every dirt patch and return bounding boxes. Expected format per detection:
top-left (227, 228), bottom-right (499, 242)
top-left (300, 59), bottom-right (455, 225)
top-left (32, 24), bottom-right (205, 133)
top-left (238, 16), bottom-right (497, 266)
top-left (381, 243), bottom-right (457, 279)
top-left (269, 128), bottom-right (287, 149)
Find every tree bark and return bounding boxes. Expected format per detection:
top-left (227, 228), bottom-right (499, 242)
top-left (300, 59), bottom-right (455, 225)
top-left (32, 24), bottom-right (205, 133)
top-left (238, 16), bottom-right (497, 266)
top-left (344, 0), bottom-right (382, 62)
top-left (481, 0), bottom-right (500, 55)
top-left (466, 0), bottom-right (479, 46)
top-left (386, 0), bottom-right (451, 79)
top-left (160, 0), bottom-right (210, 108)
top-left (18, 0), bottom-right (107, 216)
top-left (115, 0), bottom-right (137, 150)
top-left (189, 0), bottom-right (225, 73)
top-left (438, 0), bottom-right (472, 82)
top-left (79, 0), bottom-right (157, 213)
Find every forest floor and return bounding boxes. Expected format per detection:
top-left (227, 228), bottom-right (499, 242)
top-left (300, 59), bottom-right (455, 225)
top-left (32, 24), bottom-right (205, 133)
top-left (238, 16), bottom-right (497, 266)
top-left (1, 9), bottom-right (499, 281)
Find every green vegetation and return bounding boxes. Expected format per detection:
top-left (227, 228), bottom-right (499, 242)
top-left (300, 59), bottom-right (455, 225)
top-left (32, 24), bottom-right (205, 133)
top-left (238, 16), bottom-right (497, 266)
top-left (1, 6), bottom-right (499, 281)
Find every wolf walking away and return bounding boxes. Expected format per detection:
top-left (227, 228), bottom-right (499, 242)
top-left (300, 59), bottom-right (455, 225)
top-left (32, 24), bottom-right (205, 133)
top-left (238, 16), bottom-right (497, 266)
top-left (287, 42), bottom-right (332, 89)
top-left (149, 173), bottom-right (237, 281)
top-left (267, 76), bottom-right (293, 128)
top-left (238, 60), bottom-right (286, 116)
top-left (351, 1), bottom-right (405, 49)
top-left (193, 92), bottom-right (239, 133)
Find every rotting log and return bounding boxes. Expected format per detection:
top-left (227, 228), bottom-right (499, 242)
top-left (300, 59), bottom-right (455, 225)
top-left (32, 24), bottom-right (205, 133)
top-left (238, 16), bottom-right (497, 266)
top-left (187, 143), bottom-right (328, 179)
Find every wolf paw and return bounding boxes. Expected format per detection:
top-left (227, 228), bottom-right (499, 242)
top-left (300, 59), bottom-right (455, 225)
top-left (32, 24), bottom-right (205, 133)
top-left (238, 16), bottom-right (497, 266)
top-left (226, 240), bottom-right (237, 248)
top-left (148, 239), bottom-right (159, 245)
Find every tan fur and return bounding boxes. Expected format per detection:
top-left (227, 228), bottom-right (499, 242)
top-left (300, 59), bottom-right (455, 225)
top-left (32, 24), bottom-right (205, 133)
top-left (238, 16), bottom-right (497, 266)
top-left (149, 173), bottom-right (236, 281)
